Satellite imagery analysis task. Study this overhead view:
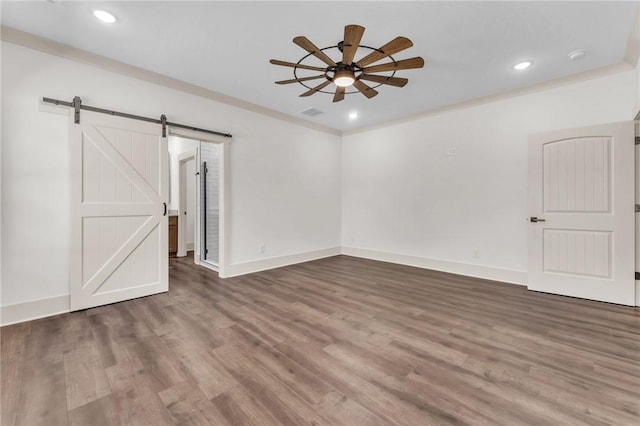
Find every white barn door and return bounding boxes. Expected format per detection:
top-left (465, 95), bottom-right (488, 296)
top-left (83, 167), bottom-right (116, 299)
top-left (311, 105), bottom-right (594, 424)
top-left (528, 121), bottom-right (635, 306)
top-left (70, 110), bottom-right (168, 310)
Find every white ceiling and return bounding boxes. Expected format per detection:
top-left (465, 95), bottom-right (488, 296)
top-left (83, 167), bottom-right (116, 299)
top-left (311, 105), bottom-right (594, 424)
top-left (1, 1), bottom-right (638, 131)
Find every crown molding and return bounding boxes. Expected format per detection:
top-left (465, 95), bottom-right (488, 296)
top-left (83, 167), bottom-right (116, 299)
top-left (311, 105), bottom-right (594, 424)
top-left (623, 3), bottom-right (640, 67)
top-left (2, 24), bottom-right (636, 140)
top-left (0, 26), bottom-right (341, 137)
top-left (344, 62), bottom-right (633, 137)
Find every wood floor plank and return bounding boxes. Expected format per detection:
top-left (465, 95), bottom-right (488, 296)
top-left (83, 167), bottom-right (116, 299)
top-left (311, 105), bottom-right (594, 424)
top-left (15, 359), bottom-right (68, 426)
top-left (1, 354), bottom-right (24, 426)
top-left (63, 338), bottom-right (112, 410)
top-left (160, 333), bottom-right (238, 400)
top-left (105, 358), bottom-right (175, 425)
top-left (211, 343), bottom-right (333, 426)
top-left (1, 254), bottom-right (638, 425)
top-left (68, 394), bottom-right (122, 426)
top-left (316, 390), bottom-right (390, 426)
top-left (158, 381), bottom-right (231, 425)
top-left (13, 317), bottom-right (68, 426)
top-left (211, 386), bottom-right (282, 426)
top-left (1, 323), bottom-right (30, 426)
top-left (221, 325), bottom-right (333, 405)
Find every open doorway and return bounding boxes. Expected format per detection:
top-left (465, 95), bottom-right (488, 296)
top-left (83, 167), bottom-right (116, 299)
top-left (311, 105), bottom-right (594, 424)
top-left (168, 136), bottom-right (198, 261)
top-left (168, 132), bottom-right (228, 276)
top-left (177, 150), bottom-right (197, 258)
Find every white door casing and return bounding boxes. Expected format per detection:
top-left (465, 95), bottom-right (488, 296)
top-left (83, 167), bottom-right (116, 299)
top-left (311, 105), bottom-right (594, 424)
top-left (70, 110), bottom-right (168, 310)
top-left (528, 121), bottom-right (635, 306)
top-left (169, 128), bottom-right (230, 277)
top-left (636, 121), bottom-right (640, 307)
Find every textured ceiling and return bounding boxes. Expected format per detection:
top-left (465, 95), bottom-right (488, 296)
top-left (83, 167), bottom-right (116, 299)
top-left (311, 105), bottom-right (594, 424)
top-left (1, 1), bottom-right (638, 131)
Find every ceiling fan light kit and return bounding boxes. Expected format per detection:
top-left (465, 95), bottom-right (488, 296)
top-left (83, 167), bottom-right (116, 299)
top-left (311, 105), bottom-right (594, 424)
top-left (333, 68), bottom-right (356, 87)
top-left (270, 24), bottom-right (425, 102)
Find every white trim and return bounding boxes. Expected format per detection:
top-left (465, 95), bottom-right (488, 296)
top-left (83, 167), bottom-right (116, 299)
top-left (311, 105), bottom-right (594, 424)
top-left (217, 141), bottom-right (231, 278)
top-left (341, 246), bottom-right (527, 286)
top-left (0, 26), bottom-right (340, 136)
top-left (2, 26), bottom-right (636, 138)
top-left (200, 259), bottom-right (219, 273)
top-left (343, 63), bottom-right (633, 137)
top-left (1, 295), bottom-right (70, 327)
top-left (168, 127), bottom-right (230, 144)
top-left (623, 5), bottom-right (640, 66)
top-left (2, 249), bottom-right (630, 326)
top-left (225, 247), bottom-right (342, 277)
top-left (187, 242), bottom-right (195, 251)
top-left (194, 138), bottom-right (230, 278)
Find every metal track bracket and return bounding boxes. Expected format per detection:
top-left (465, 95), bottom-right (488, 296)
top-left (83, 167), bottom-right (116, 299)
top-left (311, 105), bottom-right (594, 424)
top-left (72, 96), bottom-right (82, 124)
top-left (161, 114), bottom-right (167, 137)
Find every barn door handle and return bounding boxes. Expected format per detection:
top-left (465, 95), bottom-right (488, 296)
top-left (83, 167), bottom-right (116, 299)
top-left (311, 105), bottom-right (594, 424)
top-left (163, 202), bottom-right (167, 216)
top-left (530, 217), bottom-right (546, 223)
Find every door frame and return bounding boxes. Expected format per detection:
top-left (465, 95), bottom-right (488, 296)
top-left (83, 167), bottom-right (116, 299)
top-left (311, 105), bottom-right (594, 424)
top-left (527, 121), bottom-right (636, 306)
top-left (635, 116), bottom-right (640, 307)
top-left (168, 127), bottom-right (231, 278)
top-left (177, 149), bottom-right (197, 258)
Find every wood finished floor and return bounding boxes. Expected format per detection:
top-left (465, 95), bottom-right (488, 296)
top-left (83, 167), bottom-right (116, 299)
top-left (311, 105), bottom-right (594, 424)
top-left (2, 255), bottom-right (639, 426)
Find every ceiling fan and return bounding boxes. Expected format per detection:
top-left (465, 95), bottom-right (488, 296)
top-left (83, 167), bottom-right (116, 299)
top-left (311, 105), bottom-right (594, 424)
top-left (270, 24), bottom-right (425, 102)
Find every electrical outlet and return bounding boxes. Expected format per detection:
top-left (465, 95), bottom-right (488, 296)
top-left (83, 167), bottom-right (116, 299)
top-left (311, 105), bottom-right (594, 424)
top-left (259, 244), bottom-right (266, 254)
top-left (473, 248), bottom-right (480, 258)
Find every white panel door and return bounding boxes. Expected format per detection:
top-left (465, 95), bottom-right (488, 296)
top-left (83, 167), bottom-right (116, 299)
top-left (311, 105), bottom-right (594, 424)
top-left (70, 110), bottom-right (168, 310)
top-left (528, 121), bottom-right (635, 305)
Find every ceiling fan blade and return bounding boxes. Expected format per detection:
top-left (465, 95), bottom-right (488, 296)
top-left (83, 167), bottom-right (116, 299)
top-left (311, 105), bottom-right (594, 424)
top-left (270, 59), bottom-right (327, 72)
top-left (359, 74), bottom-right (408, 87)
top-left (333, 86), bottom-right (345, 103)
top-left (300, 80), bottom-right (333, 97)
top-left (363, 57), bottom-right (425, 73)
top-left (293, 36), bottom-right (337, 67)
top-left (276, 75), bottom-right (327, 85)
top-left (352, 80), bottom-right (378, 99)
top-left (356, 36), bottom-right (413, 67)
top-left (342, 24), bottom-right (365, 65)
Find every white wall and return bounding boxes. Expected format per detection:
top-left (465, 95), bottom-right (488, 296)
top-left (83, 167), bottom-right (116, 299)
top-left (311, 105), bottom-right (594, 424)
top-left (342, 69), bottom-right (638, 282)
top-left (0, 42), bottom-right (341, 314)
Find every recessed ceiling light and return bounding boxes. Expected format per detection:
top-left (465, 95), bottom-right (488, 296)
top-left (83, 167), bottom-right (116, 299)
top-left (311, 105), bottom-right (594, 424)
top-left (568, 49), bottom-right (586, 61)
top-left (349, 112), bottom-right (358, 120)
top-left (512, 61), bottom-right (532, 71)
top-left (93, 10), bottom-right (117, 24)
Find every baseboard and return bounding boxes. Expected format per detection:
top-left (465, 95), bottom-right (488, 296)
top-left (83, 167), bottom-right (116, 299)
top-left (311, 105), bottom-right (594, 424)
top-left (225, 247), bottom-right (342, 278)
top-left (187, 242), bottom-right (195, 251)
top-left (1, 251), bottom-right (631, 326)
top-left (1, 295), bottom-right (70, 327)
top-left (636, 281), bottom-right (640, 307)
top-left (341, 246), bottom-right (527, 286)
